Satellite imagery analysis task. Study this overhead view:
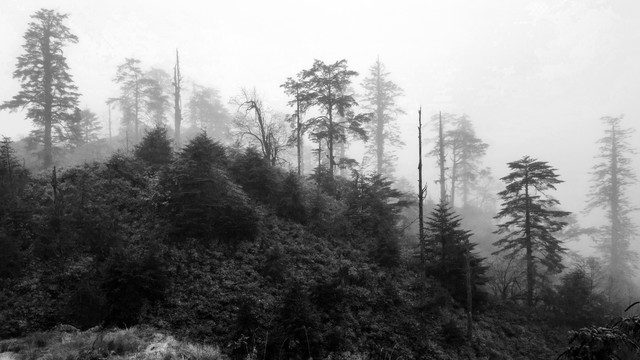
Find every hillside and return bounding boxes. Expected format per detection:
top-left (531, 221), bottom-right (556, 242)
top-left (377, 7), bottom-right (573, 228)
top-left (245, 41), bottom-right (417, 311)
top-left (0, 130), bottom-right (612, 359)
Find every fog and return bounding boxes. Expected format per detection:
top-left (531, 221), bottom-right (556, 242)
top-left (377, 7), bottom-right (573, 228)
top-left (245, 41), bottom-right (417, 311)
top-left (1, 0), bottom-right (639, 257)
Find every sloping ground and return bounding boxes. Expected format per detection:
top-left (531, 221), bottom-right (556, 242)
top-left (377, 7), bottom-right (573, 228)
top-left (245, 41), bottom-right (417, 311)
top-left (0, 215), bottom-right (571, 360)
top-left (0, 319), bottom-right (568, 360)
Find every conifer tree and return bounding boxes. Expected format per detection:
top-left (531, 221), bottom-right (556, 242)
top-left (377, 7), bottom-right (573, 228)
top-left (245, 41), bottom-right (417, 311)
top-left (134, 126), bottom-right (172, 170)
top-left (425, 202), bottom-right (487, 308)
top-left (493, 156), bottom-right (570, 306)
top-left (446, 115), bottom-right (488, 207)
top-left (586, 115), bottom-right (637, 302)
top-left (1, 9), bottom-right (80, 168)
top-left (298, 59), bottom-right (370, 180)
top-left (361, 58), bottom-right (404, 176)
top-left (62, 108), bottom-right (102, 148)
top-left (186, 84), bottom-right (231, 138)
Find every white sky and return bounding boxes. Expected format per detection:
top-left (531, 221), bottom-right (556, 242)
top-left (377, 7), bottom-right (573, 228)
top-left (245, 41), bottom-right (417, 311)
top-left (1, 0), bottom-right (640, 255)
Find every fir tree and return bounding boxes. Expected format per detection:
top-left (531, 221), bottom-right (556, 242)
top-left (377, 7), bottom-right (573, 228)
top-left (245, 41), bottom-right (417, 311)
top-left (134, 126), bottom-right (172, 170)
top-left (1, 9), bottom-right (80, 168)
top-left (586, 115), bottom-right (637, 303)
top-left (493, 156), bottom-right (570, 306)
top-left (361, 58), bottom-right (404, 176)
top-left (425, 202), bottom-right (487, 308)
top-left (298, 59), bottom-right (370, 180)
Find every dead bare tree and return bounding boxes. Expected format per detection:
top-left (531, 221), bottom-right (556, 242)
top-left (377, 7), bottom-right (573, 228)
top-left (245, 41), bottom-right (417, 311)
top-left (173, 49), bottom-right (182, 149)
top-left (232, 88), bottom-right (290, 166)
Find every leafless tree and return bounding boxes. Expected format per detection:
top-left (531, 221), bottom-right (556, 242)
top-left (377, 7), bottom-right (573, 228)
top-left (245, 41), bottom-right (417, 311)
top-left (231, 88), bottom-right (290, 166)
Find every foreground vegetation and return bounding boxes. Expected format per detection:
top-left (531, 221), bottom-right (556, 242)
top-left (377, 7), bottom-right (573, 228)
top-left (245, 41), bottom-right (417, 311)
top-left (1, 128), bottom-right (631, 359)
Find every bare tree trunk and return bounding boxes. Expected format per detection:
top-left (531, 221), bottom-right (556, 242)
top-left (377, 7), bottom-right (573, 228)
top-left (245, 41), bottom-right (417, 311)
top-left (134, 73), bottom-right (140, 142)
top-left (108, 103), bottom-right (112, 143)
top-left (296, 88), bottom-right (302, 176)
top-left (450, 150), bottom-right (457, 207)
top-left (173, 49), bottom-right (182, 150)
top-left (418, 108), bottom-right (425, 268)
top-left (376, 61), bottom-right (384, 174)
top-left (438, 112), bottom-right (446, 204)
top-left (328, 89), bottom-right (334, 179)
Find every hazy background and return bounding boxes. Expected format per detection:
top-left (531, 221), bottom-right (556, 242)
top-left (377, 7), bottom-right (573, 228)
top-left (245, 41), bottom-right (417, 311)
top-left (1, 0), bottom-right (639, 256)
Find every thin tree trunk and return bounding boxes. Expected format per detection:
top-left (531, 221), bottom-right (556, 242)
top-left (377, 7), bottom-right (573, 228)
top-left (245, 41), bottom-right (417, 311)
top-left (439, 112), bottom-right (446, 204)
top-left (376, 61), bottom-right (384, 174)
top-left (134, 73), bottom-right (140, 141)
top-left (108, 103), bottom-right (112, 143)
top-left (43, 28), bottom-right (53, 168)
top-left (328, 88), bottom-right (334, 179)
top-left (296, 88), bottom-right (302, 176)
top-left (610, 123), bottom-right (620, 300)
top-left (462, 176), bottom-right (470, 208)
top-left (450, 150), bottom-right (457, 207)
top-left (418, 107), bottom-right (427, 334)
top-left (174, 49), bottom-right (182, 150)
top-left (418, 108), bottom-right (425, 268)
top-left (525, 168), bottom-right (534, 306)
top-left (464, 239), bottom-right (473, 341)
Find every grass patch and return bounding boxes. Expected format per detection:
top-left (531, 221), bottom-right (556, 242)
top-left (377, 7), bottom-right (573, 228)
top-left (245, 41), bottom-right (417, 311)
top-left (1, 327), bottom-right (226, 360)
top-left (97, 328), bottom-right (143, 356)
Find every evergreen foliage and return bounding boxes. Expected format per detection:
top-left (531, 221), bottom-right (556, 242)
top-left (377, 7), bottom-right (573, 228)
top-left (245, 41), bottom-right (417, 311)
top-left (161, 133), bottom-right (258, 244)
top-left (361, 58), bottom-right (404, 175)
top-left (0, 9), bottom-right (80, 168)
top-left (134, 125), bottom-right (173, 170)
top-left (552, 268), bottom-right (608, 327)
top-left (425, 202), bottom-right (488, 308)
top-left (186, 84), bottom-right (231, 139)
top-left (586, 115), bottom-right (638, 303)
top-left (494, 156), bottom-right (570, 306)
top-left (347, 174), bottom-right (411, 267)
top-left (298, 59), bottom-right (370, 180)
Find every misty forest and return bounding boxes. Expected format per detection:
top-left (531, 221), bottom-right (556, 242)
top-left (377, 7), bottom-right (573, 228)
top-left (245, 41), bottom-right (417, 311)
top-left (1, 5), bottom-right (640, 360)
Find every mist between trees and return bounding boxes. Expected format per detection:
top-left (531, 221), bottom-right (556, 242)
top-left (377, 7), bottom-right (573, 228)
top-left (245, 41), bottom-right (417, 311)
top-left (1, 8), bottom-right (640, 360)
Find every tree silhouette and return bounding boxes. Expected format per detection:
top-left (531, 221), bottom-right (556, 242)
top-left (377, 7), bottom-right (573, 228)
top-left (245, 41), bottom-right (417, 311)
top-left (586, 115), bottom-right (638, 303)
top-left (493, 156), bottom-right (570, 306)
top-left (1, 9), bottom-right (80, 168)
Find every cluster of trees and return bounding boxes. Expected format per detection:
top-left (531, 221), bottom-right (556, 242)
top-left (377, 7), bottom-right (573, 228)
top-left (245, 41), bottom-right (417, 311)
top-left (1, 7), bottom-right (639, 359)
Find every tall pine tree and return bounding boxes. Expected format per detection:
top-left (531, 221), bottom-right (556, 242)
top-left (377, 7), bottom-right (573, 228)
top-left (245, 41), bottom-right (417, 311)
top-left (493, 156), bottom-right (570, 306)
top-left (299, 59), bottom-right (370, 180)
top-left (361, 58), bottom-right (404, 176)
top-left (1, 9), bottom-right (80, 168)
top-left (586, 115), bottom-right (637, 303)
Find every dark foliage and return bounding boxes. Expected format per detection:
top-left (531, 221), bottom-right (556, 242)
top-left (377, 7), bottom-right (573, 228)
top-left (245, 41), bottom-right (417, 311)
top-left (0, 137), bottom-right (30, 279)
top-left (133, 126), bottom-right (172, 170)
top-left (558, 303), bottom-right (640, 359)
top-left (346, 174), bottom-right (411, 268)
top-left (102, 247), bottom-right (169, 326)
top-left (425, 202), bottom-right (488, 309)
top-left (161, 134), bottom-right (259, 244)
top-left (550, 268), bottom-right (609, 327)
